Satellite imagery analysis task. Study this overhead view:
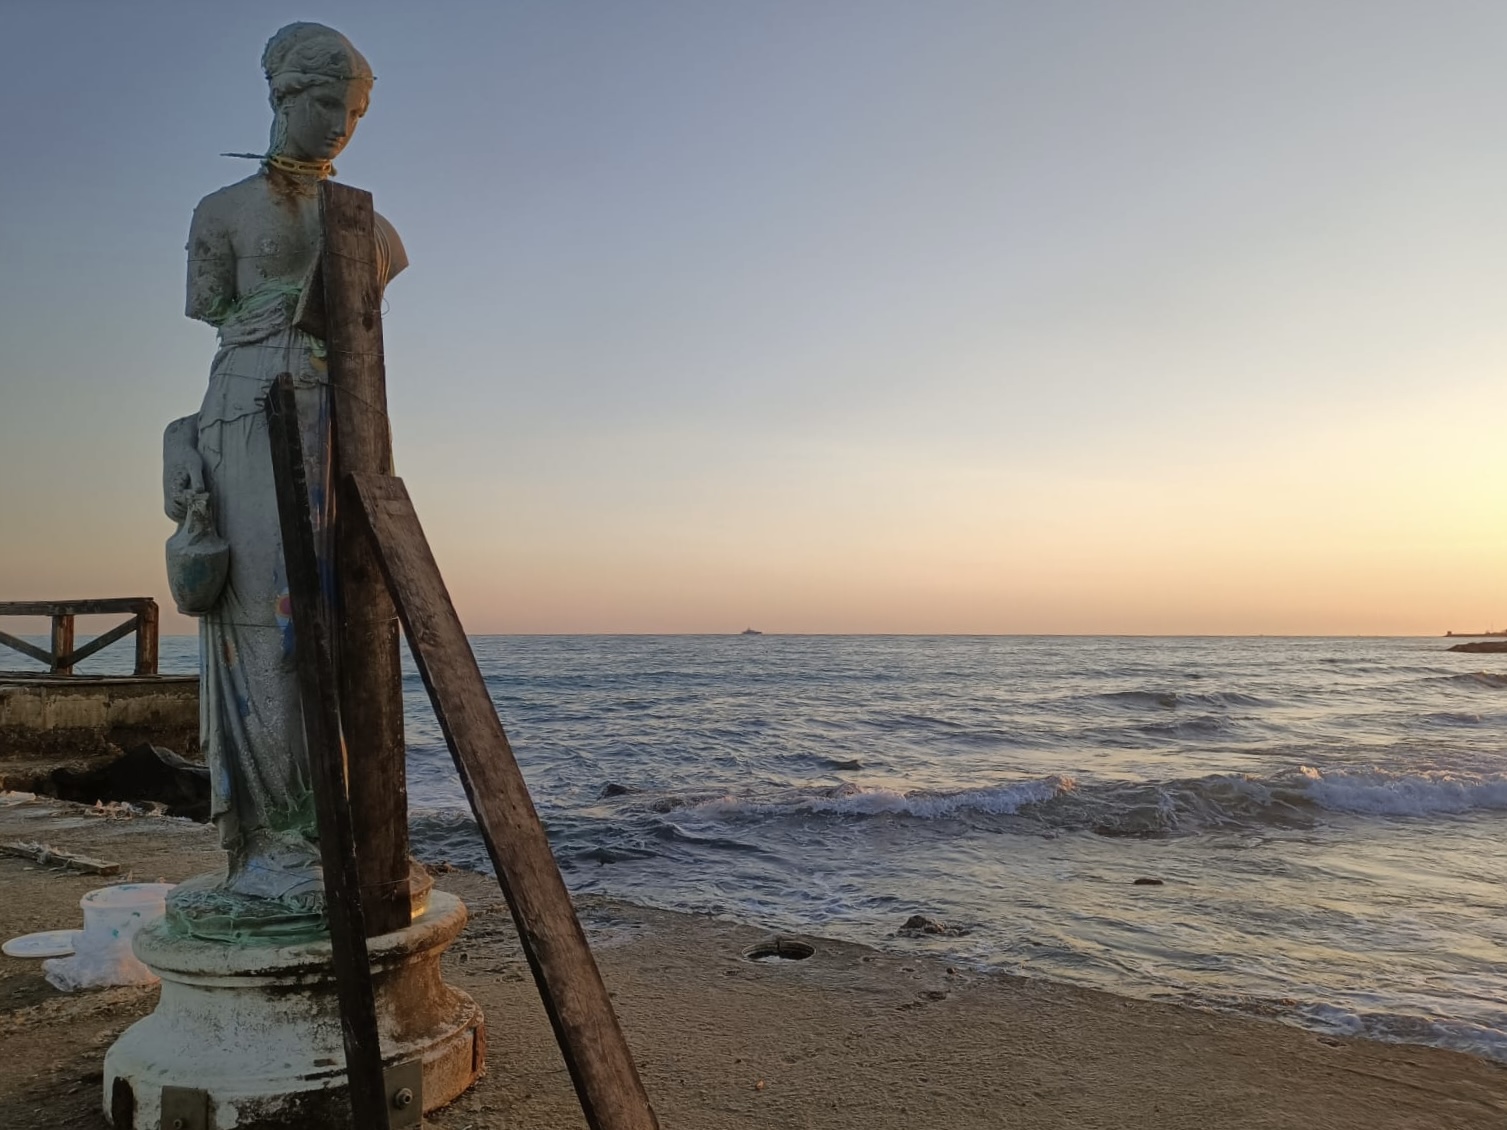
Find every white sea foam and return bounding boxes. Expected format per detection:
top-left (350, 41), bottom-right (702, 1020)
top-left (687, 776), bottom-right (1073, 820)
top-left (1295, 766), bottom-right (1507, 816)
top-left (1295, 1002), bottom-right (1507, 1062)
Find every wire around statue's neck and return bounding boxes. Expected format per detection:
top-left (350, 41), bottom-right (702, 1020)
top-left (221, 151), bottom-right (335, 179)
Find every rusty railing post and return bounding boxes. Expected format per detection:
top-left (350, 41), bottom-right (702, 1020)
top-left (134, 600), bottom-right (159, 676)
top-left (51, 613), bottom-right (75, 675)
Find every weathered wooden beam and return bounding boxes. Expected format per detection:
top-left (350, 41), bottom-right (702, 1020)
top-left (267, 374), bottom-right (390, 1130)
top-left (0, 598), bottom-right (154, 617)
top-left (1, 841), bottom-right (121, 875)
top-left (50, 615), bottom-right (75, 675)
top-left (59, 617), bottom-right (140, 670)
top-left (0, 629), bottom-right (54, 668)
top-left (321, 180), bottom-right (411, 937)
top-left (350, 472), bottom-right (660, 1130)
top-left (134, 600), bottom-right (159, 676)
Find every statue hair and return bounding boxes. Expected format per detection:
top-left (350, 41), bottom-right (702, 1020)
top-left (261, 22), bottom-right (374, 155)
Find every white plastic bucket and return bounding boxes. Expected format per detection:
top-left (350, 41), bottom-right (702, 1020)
top-left (43, 883), bottom-right (175, 991)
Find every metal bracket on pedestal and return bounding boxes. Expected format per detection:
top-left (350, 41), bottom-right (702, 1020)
top-left (159, 1085), bottom-right (208, 1130)
top-left (384, 1058), bottom-right (424, 1129)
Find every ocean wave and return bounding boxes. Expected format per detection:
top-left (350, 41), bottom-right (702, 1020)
top-left (1092, 689), bottom-right (1270, 710)
top-left (407, 807), bottom-right (489, 869)
top-left (1180, 994), bottom-right (1507, 1063)
top-left (1438, 671), bottom-right (1507, 689)
top-left (1035, 773), bottom-right (1310, 836)
top-left (1418, 711), bottom-right (1486, 727)
top-left (872, 713), bottom-right (1026, 748)
top-left (648, 821), bottom-right (769, 852)
top-left (628, 766), bottom-right (1507, 836)
top-left (568, 844), bottom-right (659, 865)
top-left (1049, 767), bottom-right (1507, 832)
top-left (683, 777), bottom-right (1072, 821)
top-left (1293, 1002), bottom-right (1507, 1062)
top-left (896, 712), bottom-right (967, 729)
top-left (1294, 765), bottom-right (1507, 816)
top-left (411, 761), bottom-right (1507, 872)
top-left (1130, 715), bottom-right (1235, 739)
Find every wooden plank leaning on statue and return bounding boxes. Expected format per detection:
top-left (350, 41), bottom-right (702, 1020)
top-left (349, 472), bottom-right (661, 1130)
top-left (266, 374), bottom-right (391, 1130)
top-left (319, 180), bottom-right (412, 937)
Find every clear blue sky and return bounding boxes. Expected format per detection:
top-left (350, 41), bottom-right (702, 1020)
top-left (3, 1), bottom-right (1505, 634)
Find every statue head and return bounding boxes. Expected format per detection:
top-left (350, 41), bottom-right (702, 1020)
top-left (261, 22), bottom-right (374, 164)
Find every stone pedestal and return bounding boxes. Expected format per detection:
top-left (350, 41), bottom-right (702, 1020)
top-left (103, 891), bottom-right (484, 1128)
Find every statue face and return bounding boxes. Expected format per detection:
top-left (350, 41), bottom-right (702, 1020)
top-left (280, 81), bottom-right (369, 161)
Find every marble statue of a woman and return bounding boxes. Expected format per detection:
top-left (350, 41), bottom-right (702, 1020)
top-left (162, 22), bottom-right (406, 939)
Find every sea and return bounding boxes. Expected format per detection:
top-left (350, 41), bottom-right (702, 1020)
top-left (139, 634), bottom-right (1507, 1060)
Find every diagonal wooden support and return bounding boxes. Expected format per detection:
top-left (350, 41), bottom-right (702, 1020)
top-left (57, 616), bottom-right (140, 670)
top-left (267, 376), bottom-right (390, 1130)
top-left (348, 472), bottom-right (660, 1130)
top-left (0, 629), bottom-right (54, 668)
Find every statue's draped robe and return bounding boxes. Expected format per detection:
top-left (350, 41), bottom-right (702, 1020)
top-left (197, 284), bottom-right (329, 900)
top-left (193, 221), bottom-right (396, 905)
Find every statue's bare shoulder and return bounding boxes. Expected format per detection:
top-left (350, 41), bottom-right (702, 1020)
top-left (188, 174), bottom-right (268, 248)
top-left (194, 173), bottom-right (265, 215)
top-left (185, 176), bottom-right (265, 324)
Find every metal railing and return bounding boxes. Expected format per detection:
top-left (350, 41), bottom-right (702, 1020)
top-left (0, 598), bottom-right (160, 675)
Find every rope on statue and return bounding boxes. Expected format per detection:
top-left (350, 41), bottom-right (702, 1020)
top-left (221, 151), bottom-right (336, 179)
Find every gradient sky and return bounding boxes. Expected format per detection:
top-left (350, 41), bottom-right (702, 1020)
top-left (2, 1), bottom-right (1505, 636)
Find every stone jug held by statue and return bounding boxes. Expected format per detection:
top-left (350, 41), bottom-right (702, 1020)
top-left (162, 415), bottom-right (229, 616)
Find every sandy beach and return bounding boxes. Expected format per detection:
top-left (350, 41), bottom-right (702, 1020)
top-left (1, 794), bottom-right (1503, 1130)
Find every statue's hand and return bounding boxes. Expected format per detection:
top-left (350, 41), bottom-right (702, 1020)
top-left (163, 416), bottom-right (205, 523)
top-left (164, 474), bottom-right (198, 523)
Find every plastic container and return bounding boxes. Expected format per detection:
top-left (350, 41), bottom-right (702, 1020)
top-left (43, 883), bottom-right (175, 992)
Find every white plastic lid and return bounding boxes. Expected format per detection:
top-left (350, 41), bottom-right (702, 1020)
top-left (3, 930), bottom-right (80, 959)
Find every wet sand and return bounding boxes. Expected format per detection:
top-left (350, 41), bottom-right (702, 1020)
top-left (1, 795), bottom-right (1502, 1129)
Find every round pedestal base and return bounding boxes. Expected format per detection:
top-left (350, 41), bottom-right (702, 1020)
top-left (103, 891), bottom-right (484, 1129)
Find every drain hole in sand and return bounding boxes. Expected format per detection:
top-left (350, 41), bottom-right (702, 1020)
top-left (743, 938), bottom-right (815, 963)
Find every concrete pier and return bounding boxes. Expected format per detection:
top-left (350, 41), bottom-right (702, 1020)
top-left (0, 673), bottom-right (199, 788)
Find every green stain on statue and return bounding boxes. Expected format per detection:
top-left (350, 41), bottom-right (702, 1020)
top-left (267, 786), bottom-right (318, 836)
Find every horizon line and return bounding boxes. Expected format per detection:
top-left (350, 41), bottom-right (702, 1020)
top-left (143, 630), bottom-right (1454, 640)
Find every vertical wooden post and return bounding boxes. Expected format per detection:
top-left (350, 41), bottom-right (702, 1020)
top-left (267, 376), bottom-right (390, 1130)
top-left (51, 613), bottom-right (74, 675)
top-left (321, 181), bottom-right (412, 937)
top-left (134, 600), bottom-right (159, 676)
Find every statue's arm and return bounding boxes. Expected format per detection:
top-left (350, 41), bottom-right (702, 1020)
top-left (162, 416), bottom-right (204, 522)
top-left (186, 197), bottom-right (236, 325)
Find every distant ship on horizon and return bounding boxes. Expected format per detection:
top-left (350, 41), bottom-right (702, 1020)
top-left (740, 627), bottom-right (763, 636)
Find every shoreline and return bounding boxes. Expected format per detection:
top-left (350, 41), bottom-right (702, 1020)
top-left (1, 795), bottom-right (1503, 1128)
